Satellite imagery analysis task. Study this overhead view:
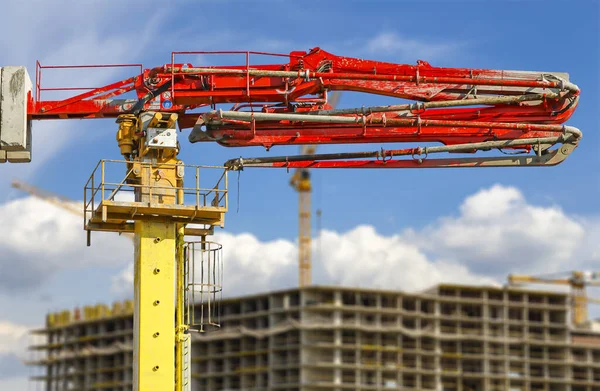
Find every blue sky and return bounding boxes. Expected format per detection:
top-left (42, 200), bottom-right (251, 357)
top-left (0, 1), bottom-right (598, 389)
top-left (24, 0), bottom-right (600, 236)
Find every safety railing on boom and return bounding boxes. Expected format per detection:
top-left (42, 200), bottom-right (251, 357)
top-left (33, 62), bottom-right (143, 116)
top-left (169, 50), bottom-right (306, 108)
top-left (35, 62), bottom-right (142, 102)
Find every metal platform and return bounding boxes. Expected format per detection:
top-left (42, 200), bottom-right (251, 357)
top-left (84, 159), bottom-right (228, 235)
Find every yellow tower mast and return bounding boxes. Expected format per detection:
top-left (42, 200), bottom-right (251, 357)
top-left (290, 145), bottom-right (315, 287)
top-left (89, 112), bottom-right (227, 391)
top-left (288, 92), bottom-right (340, 288)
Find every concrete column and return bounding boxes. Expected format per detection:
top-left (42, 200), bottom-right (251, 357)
top-left (334, 290), bottom-right (342, 307)
top-left (356, 330), bottom-right (362, 389)
top-left (376, 331), bottom-right (382, 389)
top-left (397, 333), bottom-right (403, 389)
top-left (483, 290), bottom-right (491, 391)
top-left (268, 333), bottom-right (275, 389)
top-left (503, 291), bottom-right (510, 391)
top-left (334, 309), bottom-right (341, 327)
top-left (334, 327), bottom-right (342, 388)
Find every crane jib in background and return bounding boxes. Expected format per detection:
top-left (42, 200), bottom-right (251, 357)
top-left (508, 271), bottom-right (600, 325)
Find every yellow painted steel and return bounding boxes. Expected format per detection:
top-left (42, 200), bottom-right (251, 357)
top-left (298, 185), bottom-right (311, 287)
top-left (83, 113), bottom-right (227, 391)
top-left (175, 225), bottom-right (188, 391)
top-left (290, 143), bottom-right (315, 288)
top-left (133, 219), bottom-right (176, 391)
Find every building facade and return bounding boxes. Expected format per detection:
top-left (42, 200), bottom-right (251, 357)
top-left (30, 284), bottom-right (600, 391)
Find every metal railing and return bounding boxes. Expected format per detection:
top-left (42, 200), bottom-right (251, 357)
top-left (169, 50), bottom-right (303, 106)
top-left (84, 159), bottom-right (228, 224)
top-left (35, 62), bottom-right (142, 103)
top-left (185, 240), bottom-right (223, 332)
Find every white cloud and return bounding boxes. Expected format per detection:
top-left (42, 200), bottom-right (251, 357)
top-left (365, 32), bottom-right (465, 62)
top-left (11, 184), bottom-right (600, 301)
top-left (0, 197), bottom-right (131, 293)
top-left (0, 376), bottom-right (27, 391)
top-left (110, 184), bottom-right (599, 298)
top-left (0, 321), bottom-right (28, 356)
top-left (0, 321), bottom-right (31, 383)
top-left (111, 262), bottom-right (134, 296)
top-left (419, 184), bottom-right (590, 276)
top-left (217, 232), bottom-right (296, 295)
top-left (319, 225), bottom-right (494, 290)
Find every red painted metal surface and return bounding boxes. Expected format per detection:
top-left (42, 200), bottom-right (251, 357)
top-left (29, 48), bottom-right (580, 163)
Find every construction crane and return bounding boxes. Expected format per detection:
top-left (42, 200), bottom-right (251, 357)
top-left (0, 48), bottom-right (582, 391)
top-left (508, 271), bottom-right (600, 325)
top-left (11, 178), bottom-right (82, 216)
top-left (290, 144), bottom-right (315, 287)
top-left (11, 178), bottom-right (138, 242)
top-left (289, 92), bottom-right (340, 287)
top-left (298, 92), bottom-right (337, 288)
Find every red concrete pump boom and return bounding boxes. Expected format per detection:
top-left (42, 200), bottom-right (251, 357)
top-left (26, 48), bottom-right (581, 169)
top-left (3, 47), bottom-right (582, 391)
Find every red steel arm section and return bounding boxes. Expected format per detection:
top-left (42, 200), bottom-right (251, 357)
top-left (28, 47), bottom-right (581, 168)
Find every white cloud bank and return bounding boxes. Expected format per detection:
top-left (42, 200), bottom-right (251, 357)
top-left (0, 186), bottom-right (597, 388)
top-left (0, 321), bottom-right (28, 356)
top-left (3, 185), bottom-right (596, 298)
top-left (107, 184), bottom-right (599, 297)
top-left (364, 31), bottom-right (466, 62)
top-left (0, 321), bottom-right (30, 381)
top-left (417, 185), bottom-right (590, 276)
top-left (319, 225), bottom-right (493, 291)
top-left (0, 197), bottom-right (131, 293)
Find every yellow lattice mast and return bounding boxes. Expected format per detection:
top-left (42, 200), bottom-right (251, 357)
top-left (288, 92), bottom-right (340, 288)
top-left (290, 145), bottom-right (315, 287)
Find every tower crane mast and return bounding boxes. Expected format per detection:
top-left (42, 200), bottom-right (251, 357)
top-left (289, 91), bottom-right (340, 288)
top-left (0, 48), bottom-right (583, 391)
top-left (290, 145), bottom-right (315, 287)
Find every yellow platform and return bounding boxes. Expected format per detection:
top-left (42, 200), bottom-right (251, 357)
top-left (84, 159), bottom-right (228, 235)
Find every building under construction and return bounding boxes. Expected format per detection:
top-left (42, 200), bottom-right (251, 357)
top-left (29, 283), bottom-right (600, 391)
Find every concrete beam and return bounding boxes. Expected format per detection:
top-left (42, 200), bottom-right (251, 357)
top-left (7, 150), bottom-right (31, 163)
top-left (1, 66), bottom-right (32, 163)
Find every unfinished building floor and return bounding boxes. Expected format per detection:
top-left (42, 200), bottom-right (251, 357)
top-left (29, 284), bottom-right (600, 391)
